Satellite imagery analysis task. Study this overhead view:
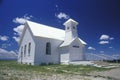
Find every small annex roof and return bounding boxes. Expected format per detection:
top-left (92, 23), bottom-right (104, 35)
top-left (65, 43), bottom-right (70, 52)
top-left (60, 37), bottom-right (87, 47)
top-left (26, 20), bottom-right (65, 40)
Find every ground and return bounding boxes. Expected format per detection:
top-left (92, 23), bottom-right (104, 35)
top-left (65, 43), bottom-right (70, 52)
top-left (89, 68), bottom-right (120, 80)
top-left (0, 60), bottom-right (120, 80)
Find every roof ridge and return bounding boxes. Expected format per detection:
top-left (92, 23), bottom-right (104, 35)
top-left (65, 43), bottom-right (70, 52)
top-left (26, 20), bottom-right (65, 40)
top-left (26, 20), bottom-right (65, 32)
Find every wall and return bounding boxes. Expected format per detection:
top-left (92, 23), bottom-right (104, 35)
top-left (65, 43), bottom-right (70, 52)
top-left (59, 46), bottom-right (70, 64)
top-left (69, 39), bottom-right (85, 61)
top-left (34, 37), bottom-right (63, 65)
top-left (18, 27), bottom-right (35, 65)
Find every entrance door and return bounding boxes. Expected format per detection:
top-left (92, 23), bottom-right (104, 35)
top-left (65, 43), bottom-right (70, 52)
top-left (70, 46), bottom-right (83, 61)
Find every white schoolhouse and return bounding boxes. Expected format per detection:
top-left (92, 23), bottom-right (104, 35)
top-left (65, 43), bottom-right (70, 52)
top-left (17, 19), bottom-right (87, 65)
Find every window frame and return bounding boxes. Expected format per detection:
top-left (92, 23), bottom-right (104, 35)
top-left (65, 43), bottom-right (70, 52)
top-left (67, 26), bottom-right (69, 30)
top-left (46, 42), bottom-right (51, 55)
top-left (24, 45), bottom-right (27, 57)
top-left (73, 26), bottom-right (76, 29)
top-left (73, 45), bottom-right (79, 48)
top-left (21, 46), bottom-right (23, 57)
top-left (28, 42), bottom-right (31, 56)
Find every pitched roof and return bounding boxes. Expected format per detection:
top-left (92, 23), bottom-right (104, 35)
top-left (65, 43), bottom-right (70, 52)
top-left (26, 20), bottom-right (86, 45)
top-left (60, 37), bottom-right (86, 47)
top-left (63, 18), bottom-right (78, 26)
top-left (26, 20), bottom-right (65, 40)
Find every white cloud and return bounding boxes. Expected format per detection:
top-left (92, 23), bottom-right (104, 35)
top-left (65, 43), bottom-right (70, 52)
top-left (13, 14), bottom-right (33, 24)
top-left (0, 48), bottom-right (17, 59)
top-left (99, 41), bottom-right (109, 44)
top-left (12, 14), bottom-right (33, 42)
top-left (100, 34), bottom-right (110, 40)
top-left (13, 36), bottom-right (20, 42)
top-left (24, 14), bottom-right (33, 19)
top-left (55, 5), bottom-right (58, 8)
top-left (99, 34), bottom-right (114, 45)
top-left (0, 35), bottom-right (9, 41)
top-left (13, 25), bottom-right (24, 36)
top-left (88, 46), bottom-right (96, 50)
top-left (100, 34), bottom-right (114, 40)
top-left (1, 43), bottom-right (11, 49)
top-left (13, 17), bottom-right (27, 24)
top-left (100, 51), bottom-right (104, 53)
top-left (110, 37), bottom-right (114, 40)
top-left (13, 25), bottom-right (24, 42)
top-left (109, 46), bottom-right (113, 48)
top-left (55, 12), bottom-right (69, 20)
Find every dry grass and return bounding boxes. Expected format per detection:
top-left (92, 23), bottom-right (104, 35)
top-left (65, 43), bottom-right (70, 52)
top-left (0, 60), bottom-right (116, 80)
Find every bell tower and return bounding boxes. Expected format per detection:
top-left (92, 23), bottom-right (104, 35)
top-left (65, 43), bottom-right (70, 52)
top-left (63, 19), bottom-right (78, 41)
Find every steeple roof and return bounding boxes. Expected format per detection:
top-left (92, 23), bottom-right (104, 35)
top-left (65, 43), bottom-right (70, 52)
top-left (63, 18), bottom-right (78, 26)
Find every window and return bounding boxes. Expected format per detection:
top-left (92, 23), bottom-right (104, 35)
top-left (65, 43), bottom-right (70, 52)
top-left (67, 27), bottom-right (69, 30)
top-left (28, 42), bottom-right (31, 56)
top-left (24, 45), bottom-right (26, 57)
top-left (73, 45), bottom-right (79, 48)
top-left (21, 46), bottom-right (23, 57)
top-left (20, 46), bottom-right (23, 63)
top-left (46, 42), bottom-right (51, 55)
top-left (73, 26), bottom-right (76, 29)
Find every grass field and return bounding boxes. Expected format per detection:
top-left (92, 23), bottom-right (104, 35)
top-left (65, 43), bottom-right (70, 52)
top-left (0, 60), bottom-right (114, 80)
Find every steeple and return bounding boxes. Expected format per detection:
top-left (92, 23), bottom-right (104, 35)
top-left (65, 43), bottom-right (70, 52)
top-left (63, 19), bottom-right (78, 41)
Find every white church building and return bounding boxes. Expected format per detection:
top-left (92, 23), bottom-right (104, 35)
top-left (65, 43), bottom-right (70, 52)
top-left (17, 19), bottom-right (87, 65)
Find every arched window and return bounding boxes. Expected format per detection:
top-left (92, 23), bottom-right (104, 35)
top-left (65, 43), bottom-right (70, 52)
top-left (21, 46), bottom-right (23, 63)
top-left (24, 45), bottom-right (26, 57)
top-left (28, 42), bottom-right (31, 56)
top-left (21, 46), bottom-right (23, 56)
top-left (46, 42), bottom-right (51, 55)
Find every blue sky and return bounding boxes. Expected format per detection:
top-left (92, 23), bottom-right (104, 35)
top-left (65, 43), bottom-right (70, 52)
top-left (0, 0), bottom-right (120, 59)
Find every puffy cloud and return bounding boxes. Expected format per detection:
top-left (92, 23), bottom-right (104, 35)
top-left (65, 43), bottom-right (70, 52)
top-left (23, 14), bottom-right (33, 20)
top-left (110, 37), bottom-right (114, 40)
top-left (88, 46), bottom-right (96, 50)
top-left (100, 34), bottom-right (110, 40)
top-left (13, 14), bottom-right (33, 24)
top-left (0, 48), bottom-right (17, 59)
top-left (1, 43), bottom-right (11, 49)
top-left (12, 14), bottom-right (33, 42)
top-left (13, 17), bottom-right (27, 24)
top-left (100, 34), bottom-right (114, 40)
top-left (99, 34), bottom-right (114, 45)
top-left (55, 12), bottom-right (69, 20)
top-left (0, 35), bottom-right (9, 41)
top-left (13, 25), bottom-right (24, 36)
top-left (55, 5), bottom-right (58, 8)
top-left (109, 46), bottom-right (113, 48)
top-left (13, 25), bottom-right (24, 42)
top-left (13, 36), bottom-right (20, 42)
top-left (99, 41), bottom-right (109, 44)
top-left (100, 51), bottom-right (104, 53)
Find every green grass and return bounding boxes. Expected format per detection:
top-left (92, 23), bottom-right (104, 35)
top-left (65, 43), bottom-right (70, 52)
top-left (0, 60), bottom-right (111, 80)
top-left (0, 60), bottom-right (109, 74)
